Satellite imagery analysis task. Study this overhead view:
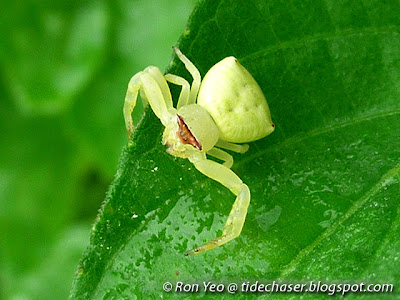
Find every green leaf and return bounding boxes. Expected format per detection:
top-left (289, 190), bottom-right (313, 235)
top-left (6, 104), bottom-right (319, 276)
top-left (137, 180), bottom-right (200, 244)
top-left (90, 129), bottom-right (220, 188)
top-left (71, 0), bottom-right (400, 298)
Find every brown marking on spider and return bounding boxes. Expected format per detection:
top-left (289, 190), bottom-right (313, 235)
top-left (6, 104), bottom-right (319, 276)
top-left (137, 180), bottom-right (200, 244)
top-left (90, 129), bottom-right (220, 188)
top-left (177, 114), bottom-right (202, 150)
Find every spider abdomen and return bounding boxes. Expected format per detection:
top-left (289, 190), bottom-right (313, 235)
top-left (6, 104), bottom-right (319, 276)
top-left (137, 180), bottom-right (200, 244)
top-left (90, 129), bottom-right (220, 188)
top-left (197, 57), bottom-right (274, 143)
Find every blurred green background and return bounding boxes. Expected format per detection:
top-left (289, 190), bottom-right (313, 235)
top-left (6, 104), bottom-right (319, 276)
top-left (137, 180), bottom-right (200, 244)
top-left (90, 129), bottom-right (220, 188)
top-left (0, 0), bottom-right (197, 298)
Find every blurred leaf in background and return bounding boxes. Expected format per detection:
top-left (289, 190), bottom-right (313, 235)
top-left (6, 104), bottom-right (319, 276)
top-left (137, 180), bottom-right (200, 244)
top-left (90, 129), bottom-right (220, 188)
top-left (0, 0), bottom-right (197, 299)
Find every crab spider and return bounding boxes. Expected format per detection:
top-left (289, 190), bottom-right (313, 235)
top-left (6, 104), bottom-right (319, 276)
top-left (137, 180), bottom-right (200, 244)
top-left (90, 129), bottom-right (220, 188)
top-left (123, 47), bottom-right (275, 256)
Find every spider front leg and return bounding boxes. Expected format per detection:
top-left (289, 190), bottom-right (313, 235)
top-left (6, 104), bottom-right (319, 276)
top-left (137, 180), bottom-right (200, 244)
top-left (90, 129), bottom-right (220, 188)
top-left (186, 153), bottom-right (251, 256)
top-left (123, 66), bottom-right (175, 139)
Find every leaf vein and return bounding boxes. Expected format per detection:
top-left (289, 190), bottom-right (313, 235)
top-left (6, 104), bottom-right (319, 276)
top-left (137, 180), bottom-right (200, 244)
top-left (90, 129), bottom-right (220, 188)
top-left (278, 160), bottom-right (400, 278)
top-left (239, 25), bottom-right (400, 63)
top-left (237, 108), bottom-right (400, 168)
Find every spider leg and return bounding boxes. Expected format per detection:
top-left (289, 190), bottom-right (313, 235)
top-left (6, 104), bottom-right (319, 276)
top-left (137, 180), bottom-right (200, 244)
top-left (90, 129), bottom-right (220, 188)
top-left (216, 140), bottom-right (249, 154)
top-left (123, 66), bottom-right (174, 139)
top-left (173, 47), bottom-right (201, 105)
top-left (186, 154), bottom-right (250, 255)
top-left (207, 147), bottom-right (234, 169)
top-left (145, 66), bottom-right (173, 108)
top-left (164, 74), bottom-right (190, 109)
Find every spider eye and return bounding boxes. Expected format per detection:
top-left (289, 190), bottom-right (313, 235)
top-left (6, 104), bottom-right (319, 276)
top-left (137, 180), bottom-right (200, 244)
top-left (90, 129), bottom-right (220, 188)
top-left (176, 115), bottom-right (202, 150)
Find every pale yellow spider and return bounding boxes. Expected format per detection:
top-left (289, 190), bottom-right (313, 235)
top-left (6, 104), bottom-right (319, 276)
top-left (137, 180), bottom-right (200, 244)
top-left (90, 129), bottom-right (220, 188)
top-left (123, 47), bottom-right (275, 256)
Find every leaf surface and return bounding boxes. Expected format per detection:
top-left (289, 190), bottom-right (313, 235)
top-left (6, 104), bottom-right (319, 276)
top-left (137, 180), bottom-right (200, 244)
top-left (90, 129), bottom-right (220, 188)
top-left (71, 0), bottom-right (400, 298)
